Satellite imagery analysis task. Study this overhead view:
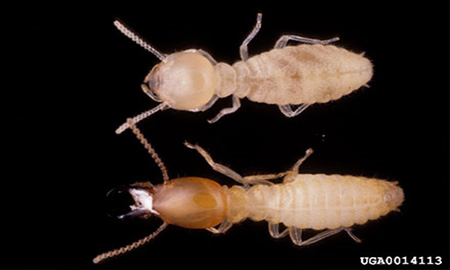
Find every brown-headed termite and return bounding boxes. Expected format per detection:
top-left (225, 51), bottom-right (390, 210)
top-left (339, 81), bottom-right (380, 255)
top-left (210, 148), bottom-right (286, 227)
top-left (114, 13), bottom-right (373, 134)
top-left (93, 120), bottom-right (403, 264)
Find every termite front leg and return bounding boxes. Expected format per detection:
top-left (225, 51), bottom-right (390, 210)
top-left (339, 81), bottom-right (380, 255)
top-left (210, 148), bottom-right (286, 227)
top-left (207, 219), bottom-right (232, 234)
top-left (207, 95), bottom-right (241, 124)
top-left (184, 142), bottom-right (245, 184)
top-left (239, 13), bottom-right (262, 61)
top-left (274, 34), bottom-right (340, 49)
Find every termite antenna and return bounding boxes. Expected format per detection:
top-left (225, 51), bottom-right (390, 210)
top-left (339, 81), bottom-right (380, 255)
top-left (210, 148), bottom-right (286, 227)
top-left (125, 118), bottom-right (169, 183)
top-left (114, 19), bottom-right (167, 62)
top-left (115, 103), bottom-right (169, 134)
top-left (93, 222), bottom-right (168, 264)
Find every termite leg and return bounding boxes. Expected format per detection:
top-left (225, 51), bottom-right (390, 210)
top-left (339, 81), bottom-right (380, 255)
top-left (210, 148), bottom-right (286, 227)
top-left (344, 228), bottom-right (362, 243)
top-left (208, 95), bottom-right (241, 124)
top-left (240, 13), bottom-right (262, 61)
top-left (242, 173), bottom-right (287, 185)
top-left (289, 227), bottom-right (338, 246)
top-left (184, 142), bottom-right (245, 184)
top-left (196, 49), bottom-right (218, 65)
top-left (190, 95), bottom-right (219, 112)
top-left (291, 148), bottom-right (314, 172)
top-left (269, 223), bottom-right (289, 238)
top-left (288, 227), bottom-right (361, 247)
top-left (279, 104), bottom-right (310, 118)
top-left (274, 34), bottom-right (340, 49)
top-left (185, 142), bottom-right (286, 186)
top-left (206, 219), bottom-right (232, 234)
top-left (284, 148), bottom-right (313, 183)
top-left (289, 227), bottom-right (303, 245)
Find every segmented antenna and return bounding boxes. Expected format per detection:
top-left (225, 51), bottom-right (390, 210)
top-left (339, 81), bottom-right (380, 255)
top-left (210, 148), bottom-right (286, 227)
top-left (93, 222), bottom-right (168, 264)
top-left (126, 118), bottom-right (169, 183)
top-left (115, 103), bottom-right (169, 134)
top-left (113, 20), bottom-right (167, 61)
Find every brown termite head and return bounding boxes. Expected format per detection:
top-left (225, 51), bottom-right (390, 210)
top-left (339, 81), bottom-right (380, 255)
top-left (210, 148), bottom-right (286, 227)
top-left (122, 177), bottom-right (226, 229)
top-left (146, 51), bottom-right (217, 111)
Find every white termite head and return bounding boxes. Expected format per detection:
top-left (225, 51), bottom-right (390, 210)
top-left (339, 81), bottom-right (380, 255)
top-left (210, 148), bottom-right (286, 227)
top-left (113, 20), bottom-right (217, 112)
top-left (145, 50), bottom-right (217, 111)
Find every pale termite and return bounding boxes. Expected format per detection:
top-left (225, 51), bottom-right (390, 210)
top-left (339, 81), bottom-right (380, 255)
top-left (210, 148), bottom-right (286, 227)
top-left (113, 13), bottom-right (373, 134)
top-left (93, 120), bottom-right (403, 264)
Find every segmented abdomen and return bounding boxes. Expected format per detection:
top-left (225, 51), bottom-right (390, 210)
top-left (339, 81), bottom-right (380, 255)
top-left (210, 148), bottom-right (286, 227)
top-left (230, 44), bottom-right (373, 105)
top-left (243, 174), bottom-right (403, 230)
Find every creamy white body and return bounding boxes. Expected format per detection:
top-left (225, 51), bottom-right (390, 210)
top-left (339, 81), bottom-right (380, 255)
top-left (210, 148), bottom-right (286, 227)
top-left (215, 44), bottom-right (373, 105)
top-left (227, 174), bottom-right (403, 230)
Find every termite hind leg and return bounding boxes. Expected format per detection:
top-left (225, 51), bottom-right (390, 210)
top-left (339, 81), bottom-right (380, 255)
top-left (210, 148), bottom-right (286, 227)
top-left (344, 228), bottom-right (362, 243)
top-left (239, 13), bottom-right (263, 61)
top-left (269, 223), bottom-right (289, 238)
top-left (207, 95), bottom-right (241, 124)
top-left (184, 142), bottom-right (245, 184)
top-left (288, 227), bottom-right (303, 245)
top-left (274, 34), bottom-right (340, 49)
top-left (288, 227), bottom-right (361, 247)
top-left (279, 104), bottom-right (310, 118)
top-left (207, 220), bottom-right (232, 234)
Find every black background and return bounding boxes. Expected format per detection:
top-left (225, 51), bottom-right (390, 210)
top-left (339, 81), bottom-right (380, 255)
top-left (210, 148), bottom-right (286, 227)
top-left (5, 2), bottom-right (449, 269)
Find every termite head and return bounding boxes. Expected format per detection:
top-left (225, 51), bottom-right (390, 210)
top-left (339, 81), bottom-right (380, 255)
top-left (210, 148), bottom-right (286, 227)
top-left (120, 178), bottom-right (227, 228)
top-left (145, 51), bottom-right (217, 111)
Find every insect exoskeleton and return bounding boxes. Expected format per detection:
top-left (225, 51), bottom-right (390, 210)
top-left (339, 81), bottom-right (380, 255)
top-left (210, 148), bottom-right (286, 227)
top-left (93, 121), bottom-right (403, 264)
top-left (113, 13), bottom-right (373, 134)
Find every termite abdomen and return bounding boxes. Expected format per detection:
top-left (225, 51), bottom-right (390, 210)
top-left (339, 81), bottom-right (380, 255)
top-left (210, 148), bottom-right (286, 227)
top-left (229, 45), bottom-right (373, 105)
top-left (239, 175), bottom-right (403, 230)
